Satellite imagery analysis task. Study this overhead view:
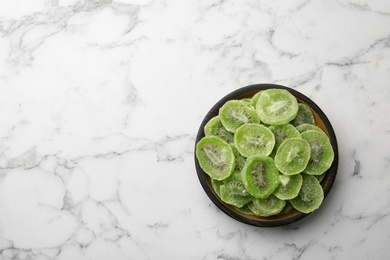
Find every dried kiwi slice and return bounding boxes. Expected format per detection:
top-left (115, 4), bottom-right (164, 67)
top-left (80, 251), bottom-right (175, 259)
top-left (232, 150), bottom-right (246, 174)
top-left (241, 156), bottom-right (280, 199)
top-left (250, 90), bottom-right (264, 108)
top-left (268, 124), bottom-right (301, 157)
top-left (277, 201), bottom-right (294, 216)
top-left (219, 172), bottom-right (252, 207)
top-left (301, 130), bottom-right (334, 175)
top-left (256, 89), bottom-right (298, 125)
top-left (211, 179), bottom-right (223, 197)
top-left (290, 174), bottom-right (324, 213)
top-left (296, 123), bottom-right (326, 135)
top-left (273, 174), bottom-right (303, 200)
top-left (248, 195), bottom-right (286, 217)
top-left (234, 123), bottom-right (275, 158)
top-left (204, 116), bottom-right (234, 144)
top-left (196, 136), bottom-right (235, 180)
top-left (291, 103), bottom-right (315, 126)
top-left (219, 100), bottom-right (260, 132)
top-left (274, 138), bottom-right (311, 175)
top-left (315, 172), bottom-right (326, 183)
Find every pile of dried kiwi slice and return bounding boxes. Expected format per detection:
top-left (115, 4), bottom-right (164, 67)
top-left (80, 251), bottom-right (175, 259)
top-left (196, 89), bottom-right (335, 216)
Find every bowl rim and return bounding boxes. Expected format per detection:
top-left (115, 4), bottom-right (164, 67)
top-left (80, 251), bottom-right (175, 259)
top-left (194, 83), bottom-right (339, 227)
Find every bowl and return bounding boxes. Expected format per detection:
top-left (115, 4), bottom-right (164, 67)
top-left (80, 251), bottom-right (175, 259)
top-left (194, 83), bottom-right (339, 227)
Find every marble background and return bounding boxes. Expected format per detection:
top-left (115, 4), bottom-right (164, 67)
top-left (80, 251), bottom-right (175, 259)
top-left (1, 0), bottom-right (390, 259)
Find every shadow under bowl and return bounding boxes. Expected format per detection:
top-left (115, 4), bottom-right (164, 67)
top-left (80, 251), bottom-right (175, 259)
top-left (194, 83), bottom-right (339, 227)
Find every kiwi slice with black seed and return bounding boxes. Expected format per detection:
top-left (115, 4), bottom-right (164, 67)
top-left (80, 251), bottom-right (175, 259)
top-left (273, 174), bottom-right (303, 200)
top-left (274, 138), bottom-right (311, 175)
top-left (204, 116), bottom-right (234, 144)
top-left (256, 89), bottom-right (298, 125)
top-left (196, 136), bottom-right (235, 180)
top-left (241, 156), bottom-right (280, 199)
top-left (290, 174), bottom-right (324, 214)
top-left (219, 100), bottom-right (260, 132)
top-left (268, 124), bottom-right (301, 157)
top-left (234, 123), bottom-right (275, 158)
top-left (291, 103), bottom-right (315, 126)
top-left (248, 195), bottom-right (286, 217)
top-left (301, 130), bottom-right (334, 175)
top-left (219, 172), bottom-right (253, 207)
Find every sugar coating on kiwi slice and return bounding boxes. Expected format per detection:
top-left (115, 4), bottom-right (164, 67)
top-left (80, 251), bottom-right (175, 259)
top-left (234, 123), bottom-right (275, 158)
top-left (248, 195), bottom-right (286, 217)
top-left (204, 116), bottom-right (234, 144)
top-left (301, 130), bottom-right (334, 175)
top-left (196, 136), bottom-right (235, 180)
top-left (290, 174), bottom-right (324, 214)
top-left (274, 138), bottom-right (311, 175)
top-left (273, 174), bottom-right (303, 200)
top-left (241, 156), bottom-right (280, 199)
top-left (219, 100), bottom-right (260, 132)
top-left (291, 103), bottom-right (315, 126)
top-left (256, 89), bottom-right (298, 125)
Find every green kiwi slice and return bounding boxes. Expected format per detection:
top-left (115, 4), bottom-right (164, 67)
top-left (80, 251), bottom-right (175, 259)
top-left (204, 116), bottom-right (234, 144)
top-left (247, 195), bottom-right (286, 217)
top-left (196, 136), bottom-right (235, 180)
top-left (291, 103), bottom-right (315, 126)
top-left (230, 145), bottom-right (247, 174)
top-left (273, 174), bottom-right (303, 200)
top-left (219, 172), bottom-right (253, 207)
top-left (315, 172), bottom-right (326, 183)
top-left (219, 100), bottom-right (261, 132)
top-left (301, 130), bottom-right (334, 175)
top-left (295, 123), bottom-right (326, 135)
top-left (250, 90), bottom-right (264, 107)
top-left (234, 123), bottom-right (275, 158)
top-left (255, 89), bottom-right (298, 125)
top-left (274, 138), bottom-right (311, 175)
top-left (241, 156), bottom-right (280, 199)
top-left (268, 124), bottom-right (301, 157)
top-left (233, 150), bottom-right (246, 173)
top-left (290, 174), bottom-right (324, 213)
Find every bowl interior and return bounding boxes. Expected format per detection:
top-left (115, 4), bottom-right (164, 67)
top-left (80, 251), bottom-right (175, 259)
top-left (195, 84), bottom-right (339, 227)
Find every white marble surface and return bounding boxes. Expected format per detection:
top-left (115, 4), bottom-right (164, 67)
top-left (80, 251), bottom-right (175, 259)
top-left (1, 0), bottom-right (390, 259)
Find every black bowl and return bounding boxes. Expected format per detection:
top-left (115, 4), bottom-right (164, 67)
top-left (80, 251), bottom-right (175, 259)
top-left (194, 83), bottom-right (339, 227)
